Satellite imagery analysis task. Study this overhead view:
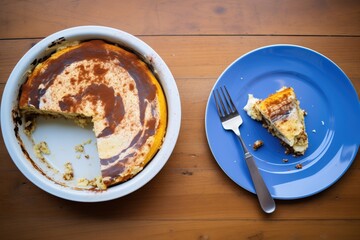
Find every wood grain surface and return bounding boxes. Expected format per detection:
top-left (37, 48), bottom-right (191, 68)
top-left (0, 0), bottom-right (359, 239)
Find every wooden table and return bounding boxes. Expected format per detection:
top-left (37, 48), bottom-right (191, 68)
top-left (1, 0), bottom-right (359, 239)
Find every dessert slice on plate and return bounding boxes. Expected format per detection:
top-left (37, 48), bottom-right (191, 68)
top-left (244, 87), bottom-right (308, 155)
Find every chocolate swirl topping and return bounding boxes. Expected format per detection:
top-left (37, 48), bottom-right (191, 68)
top-left (21, 40), bottom-right (157, 138)
top-left (19, 39), bottom-right (166, 187)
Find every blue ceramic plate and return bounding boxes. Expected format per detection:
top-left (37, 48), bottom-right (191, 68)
top-left (205, 45), bottom-right (360, 199)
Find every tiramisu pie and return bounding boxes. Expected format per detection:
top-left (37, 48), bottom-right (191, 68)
top-left (244, 87), bottom-right (308, 155)
top-left (19, 40), bottom-right (167, 187)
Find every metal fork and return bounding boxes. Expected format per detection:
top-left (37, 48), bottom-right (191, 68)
top-left (213, 86), bottom-right (276, 214)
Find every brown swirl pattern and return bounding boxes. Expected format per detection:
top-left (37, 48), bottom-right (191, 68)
top-left (19, 40), bottom-right (165, 186)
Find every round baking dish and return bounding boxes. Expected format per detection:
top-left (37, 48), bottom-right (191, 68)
top-left (1, 26), bottom-right (181, 202)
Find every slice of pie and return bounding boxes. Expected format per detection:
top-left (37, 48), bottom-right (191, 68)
top-left (244, 87), bottom-right (308, 155)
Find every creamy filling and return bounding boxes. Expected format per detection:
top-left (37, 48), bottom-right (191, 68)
top-left (243, 94), bottom-right (262, 121)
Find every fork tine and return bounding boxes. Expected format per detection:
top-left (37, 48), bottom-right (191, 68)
top-left (216, 88), bottom-right (228, 116)
top-left (220, 86), bottom-right (233, 114)
top-left (214, 86), bottom-right (238, 117)
top-left (213, 90), bottom-right (223, 117)
top-left (223, 86), bottom-right (237, 113)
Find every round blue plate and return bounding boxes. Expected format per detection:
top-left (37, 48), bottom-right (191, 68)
top-left (205, 44), bottom-right (360, 199)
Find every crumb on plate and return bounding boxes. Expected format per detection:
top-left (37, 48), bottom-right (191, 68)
top-left (253, 140), bottom-right (264, 150)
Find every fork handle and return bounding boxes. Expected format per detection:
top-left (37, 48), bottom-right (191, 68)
top-left (233, 129), bottom-right (276, 214)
